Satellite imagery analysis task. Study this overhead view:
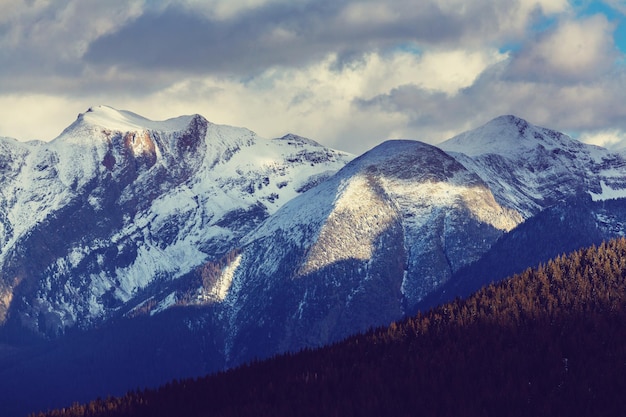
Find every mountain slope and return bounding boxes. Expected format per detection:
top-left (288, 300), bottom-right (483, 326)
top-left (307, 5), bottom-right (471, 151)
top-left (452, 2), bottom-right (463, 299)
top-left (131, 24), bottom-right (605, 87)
top-left (220, 139), bottom-right (521, 364)
top-left (35, 237), bottom-right (626, 417)
top-left (164, 116), bottom-right (626, 367)
top-left (422, 115), bottom-right (626, 310)
top-left (0, 105), bottom-right (353, 337)
top-left (439, 115), bottom-right (626, 217)
top-left (5, 111), bottom-right (626, 416)
top-left (419, 196), bottom-right (626, 311)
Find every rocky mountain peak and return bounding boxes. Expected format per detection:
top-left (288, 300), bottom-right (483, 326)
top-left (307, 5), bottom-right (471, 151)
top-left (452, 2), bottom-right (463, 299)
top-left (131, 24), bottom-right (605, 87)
top-left (351, 140), bottom-right (474, 183)
top-left (0, 106), bottom-right (353, 338)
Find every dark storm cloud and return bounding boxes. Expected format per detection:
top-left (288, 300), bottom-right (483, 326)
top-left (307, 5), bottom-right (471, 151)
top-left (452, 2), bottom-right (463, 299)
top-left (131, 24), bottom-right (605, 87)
top-left (0, 0), bottom-right (139, 94)
top-left (0, 0), bottom-right (556, 95)
top-left (355, 84), bottom-right (477, 137)
top-left (83, 1), bottom-right (514, 76)
top-left (84, 5), bottom-right (327, 74)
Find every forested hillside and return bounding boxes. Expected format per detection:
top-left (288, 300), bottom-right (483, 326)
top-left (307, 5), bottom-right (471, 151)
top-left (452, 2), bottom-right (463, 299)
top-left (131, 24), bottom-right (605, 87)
top-left (32, 238), bottom-right (626, 417)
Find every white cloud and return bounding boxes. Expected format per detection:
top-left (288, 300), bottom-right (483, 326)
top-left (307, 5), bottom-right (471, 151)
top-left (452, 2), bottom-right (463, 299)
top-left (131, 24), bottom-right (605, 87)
top-left (115, 48), bottom-right (504, 153)
top-left (112, 55), bottom-right (423, 150)
top-left (602, 0), bottom-right (626, 15)
top-left (0, 95), bottom-right (86, 141)
top-left (427, 0), bottom-right (571, 44)
top-left (0, 47), bottom-right (504, 154)
top-left (340, 2), bottom-right (401, 26)
top-left (2, 0), bottom-right (626, 158)
top-left (0, 0), bottom-right (51, 26)
top-left (180, 0), bottom-right (292, 20)
top-left (579, 129), bottom-right (626, 150)
top-left (409, 49), bottom-right (508, 94)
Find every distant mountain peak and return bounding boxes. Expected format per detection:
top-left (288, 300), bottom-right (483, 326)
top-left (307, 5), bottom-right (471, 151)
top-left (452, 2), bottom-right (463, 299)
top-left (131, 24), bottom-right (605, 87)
top-left (274, 133), bottom-right (322, 147)
top-left (438, 114), bottom-right (626, 217)
top-left (439, 115), bottom-right (574, 158)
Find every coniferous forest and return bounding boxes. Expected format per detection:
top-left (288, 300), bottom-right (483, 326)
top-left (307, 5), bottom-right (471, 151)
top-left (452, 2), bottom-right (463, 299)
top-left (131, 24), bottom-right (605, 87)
top-left (31, 238), bottom-right (626, 417)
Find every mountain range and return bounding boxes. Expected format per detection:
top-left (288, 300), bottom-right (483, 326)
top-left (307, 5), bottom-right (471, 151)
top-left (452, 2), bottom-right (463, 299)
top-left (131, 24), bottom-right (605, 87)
top-left (0, 105), bottom-right (351, 338)
top-left (33, 238), bottom-right (626, 417)
top-left (2, 106), bottom-right (626, 416)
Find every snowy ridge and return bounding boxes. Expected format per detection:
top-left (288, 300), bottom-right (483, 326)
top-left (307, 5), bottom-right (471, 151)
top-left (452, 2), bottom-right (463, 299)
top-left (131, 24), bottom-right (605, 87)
top-left (0, 106), bottom-right (352, 336)
top-left (439, 115), bottom-right (626, 217)
top-left (219, 115), bottom-right (626, 364)
top-left (5, 113), bottom-right (626, 417)
top-left (58, 105), bottom-right (195, 137)
top-left (4, 109), bottom-right (626, 375)
top-left (440, 115), bottom-right (567, 157)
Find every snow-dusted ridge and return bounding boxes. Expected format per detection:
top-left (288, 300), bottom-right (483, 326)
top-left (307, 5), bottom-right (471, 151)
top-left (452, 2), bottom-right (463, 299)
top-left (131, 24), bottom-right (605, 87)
top-left (439, 115), bottom-right (562, 157)
top-left (439, 115), bottom-right (626, 217)
top-left (6, 110), bottom-right (626, 413)
top-left (0, 105), bottom-right (353, 335)
top-left (216, 116), bottom-right (626, 364)
top-left (57, 105), bottom-right (197, 137)
top-left (3, 108), bottom-right (626, 370)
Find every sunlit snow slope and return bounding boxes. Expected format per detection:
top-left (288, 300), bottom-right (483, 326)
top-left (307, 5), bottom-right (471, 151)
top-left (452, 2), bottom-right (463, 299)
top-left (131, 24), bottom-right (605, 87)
top-left (209, 115), bottom-right (626, 365)
top-left (220, 140), bottom-right (522, 364)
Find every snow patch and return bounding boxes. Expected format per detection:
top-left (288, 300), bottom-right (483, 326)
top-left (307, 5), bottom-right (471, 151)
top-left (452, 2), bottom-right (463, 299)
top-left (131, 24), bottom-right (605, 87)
top-left (590, 181), bottom-right (626, 201)
top-left (151, 292), bottom-right (178, 316)
top-left (201, 253), bottom-right (242, 302)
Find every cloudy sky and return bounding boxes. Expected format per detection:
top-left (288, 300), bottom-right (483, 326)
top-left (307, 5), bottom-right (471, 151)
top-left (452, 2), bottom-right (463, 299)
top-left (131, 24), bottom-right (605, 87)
top-left (1, 0), bottom-right (626, 154)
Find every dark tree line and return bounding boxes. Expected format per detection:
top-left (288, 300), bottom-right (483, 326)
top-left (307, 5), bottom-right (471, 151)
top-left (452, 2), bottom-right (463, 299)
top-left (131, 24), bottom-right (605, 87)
top-left (32, 238), bottom-right (626, 417)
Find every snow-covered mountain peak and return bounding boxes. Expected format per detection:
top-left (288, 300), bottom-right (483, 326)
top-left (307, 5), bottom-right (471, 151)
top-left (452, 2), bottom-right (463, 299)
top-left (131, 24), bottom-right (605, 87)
top-left (439, 115), bottom-right (577, 158)
top-left (222, 137), bottom-right (522, 362)
top-left (0, 105), bottom-right (355, 337)
top-left (53, 106), bottom-right (200, 145)
top-left (273, 133), bottom-right (322, 147)
top-left (80, 105), bottom-right (197, 133)
top-left (437, 115), bottom-right (626, 217)
top-left (246, 140), bottom-right (473, 240)
top-left (247, 138), bottom-right (519, 276)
